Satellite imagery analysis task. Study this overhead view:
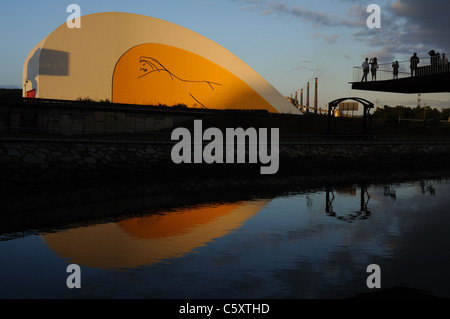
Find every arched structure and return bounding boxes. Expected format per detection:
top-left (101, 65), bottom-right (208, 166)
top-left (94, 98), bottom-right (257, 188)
top-left (23, 12), bottom-right (298, 114)
top-left (327, 97), bottom-right (374, 134)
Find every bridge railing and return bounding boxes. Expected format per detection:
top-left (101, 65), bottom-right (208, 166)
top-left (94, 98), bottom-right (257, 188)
top-left (353, 53), bottom-right (449, 82)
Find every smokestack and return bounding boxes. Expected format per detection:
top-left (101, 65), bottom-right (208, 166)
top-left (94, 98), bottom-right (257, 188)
top-left (306, 82), bottom-right (310, 113)
top-left (314, 78), bottom-right (318, 114)
top-left (300, 89), bottom-right (303, 108)
top-left (294, 91), bottom-right (298, 106)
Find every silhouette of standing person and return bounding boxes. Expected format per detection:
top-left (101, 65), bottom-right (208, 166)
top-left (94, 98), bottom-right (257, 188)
top-left (361, 58), bottom-right (369, 82)
top-left (441, 53), bottom-right (449, 72)
top-left (429, 50), bottom-right (439, 73)
top-left (410, 53), bottom-right (419, 76)
top-left (370, 57), bottom-right (378, 81)
top-left (436, 52), bottom-right (441, 72)
top-left (392, 61), bottom-right (399, 79)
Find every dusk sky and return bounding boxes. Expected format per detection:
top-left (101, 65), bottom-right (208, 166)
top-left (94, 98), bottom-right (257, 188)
top-left (1, 0), bottom-right (449, 109)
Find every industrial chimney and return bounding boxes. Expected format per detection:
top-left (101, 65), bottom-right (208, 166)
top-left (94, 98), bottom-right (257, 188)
top-left (306, 82), bottom-right (310, 114)
top-left (314, 78), bottom-right (318, 114)
top-left (300, 89), bottom-right (303, 108)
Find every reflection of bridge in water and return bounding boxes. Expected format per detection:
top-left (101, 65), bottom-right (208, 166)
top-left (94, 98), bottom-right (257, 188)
top-left (351, 53), bottom-right (450, 94)
top-left (325, 185), bottom-right (371, 222)
top-left (324, 180), bottom-right (438, 223)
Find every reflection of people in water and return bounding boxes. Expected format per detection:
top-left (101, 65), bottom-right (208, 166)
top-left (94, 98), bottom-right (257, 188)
top-left (325, 187), bottom-right (336, 217)
top-left (359, 185), bottom-right (371, 215)
top-left (420, 180), bottom-right (436, 195)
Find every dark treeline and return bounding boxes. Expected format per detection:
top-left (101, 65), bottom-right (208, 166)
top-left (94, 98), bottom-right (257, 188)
top-left (373, 105), bottom-right (450, 121)
top-left (0, 89), bottom-right (21, 98)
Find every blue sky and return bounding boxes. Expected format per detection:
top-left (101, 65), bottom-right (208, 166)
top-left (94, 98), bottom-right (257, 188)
top-left (1, 0), bottom-right (449, 109)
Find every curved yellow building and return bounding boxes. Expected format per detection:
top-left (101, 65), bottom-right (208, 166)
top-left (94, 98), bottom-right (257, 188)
top-left (23, 12), bottom-right (298, 113)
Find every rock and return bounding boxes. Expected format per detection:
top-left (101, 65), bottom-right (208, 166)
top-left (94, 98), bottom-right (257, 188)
top-left (24, 153), bottom-right (44, 164)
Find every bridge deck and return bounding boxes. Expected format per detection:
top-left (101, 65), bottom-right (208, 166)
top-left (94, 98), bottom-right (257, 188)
top-left (351, 54), bottom-right (450, 94)
top-left (351, 71), bottom-right (450, 94)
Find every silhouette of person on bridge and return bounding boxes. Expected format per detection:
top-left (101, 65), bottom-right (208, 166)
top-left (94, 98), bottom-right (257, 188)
top-left (370, 57), bottom-right (378, 81)
top-left (392, 61), bottom-right (399, 79)
top-left (361, 58), bottom-right (369, 82)
top-left (410, 53), bottom-right (419, 77)
top-left (429, 50), bottom-right (440, 73)
top-left (440, 53), bottom-right (448, 72)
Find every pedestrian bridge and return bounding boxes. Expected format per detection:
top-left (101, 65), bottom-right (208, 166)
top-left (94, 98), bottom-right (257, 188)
top-left (351, 54), bottom-right (450, 94)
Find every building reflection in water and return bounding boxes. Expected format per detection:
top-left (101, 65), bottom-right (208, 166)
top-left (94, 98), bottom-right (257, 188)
top-left (42, 199), bottom-right (269, 270)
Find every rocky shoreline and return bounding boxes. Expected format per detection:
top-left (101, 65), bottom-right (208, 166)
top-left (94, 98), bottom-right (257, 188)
top-left (1, 137), bottom-right (450, 187)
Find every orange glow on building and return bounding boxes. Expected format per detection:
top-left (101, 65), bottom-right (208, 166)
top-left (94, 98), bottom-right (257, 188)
top-left (23, 12), bottom-right (298, 114)
top-left (113, 44), bottom-right (278, 112)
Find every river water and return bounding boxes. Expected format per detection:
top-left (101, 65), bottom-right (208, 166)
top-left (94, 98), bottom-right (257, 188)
top-left (1, 169), bottom-right (450, 299)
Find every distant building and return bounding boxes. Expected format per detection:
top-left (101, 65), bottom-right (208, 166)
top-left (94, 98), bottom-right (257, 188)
top-left (339, 102), bottom-right (359, 117)
top-left (23, 12), bottom-right (298, 114)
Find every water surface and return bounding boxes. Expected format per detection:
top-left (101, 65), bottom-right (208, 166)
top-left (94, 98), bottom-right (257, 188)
top-left (1, 172), bottom-right (450, 299)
